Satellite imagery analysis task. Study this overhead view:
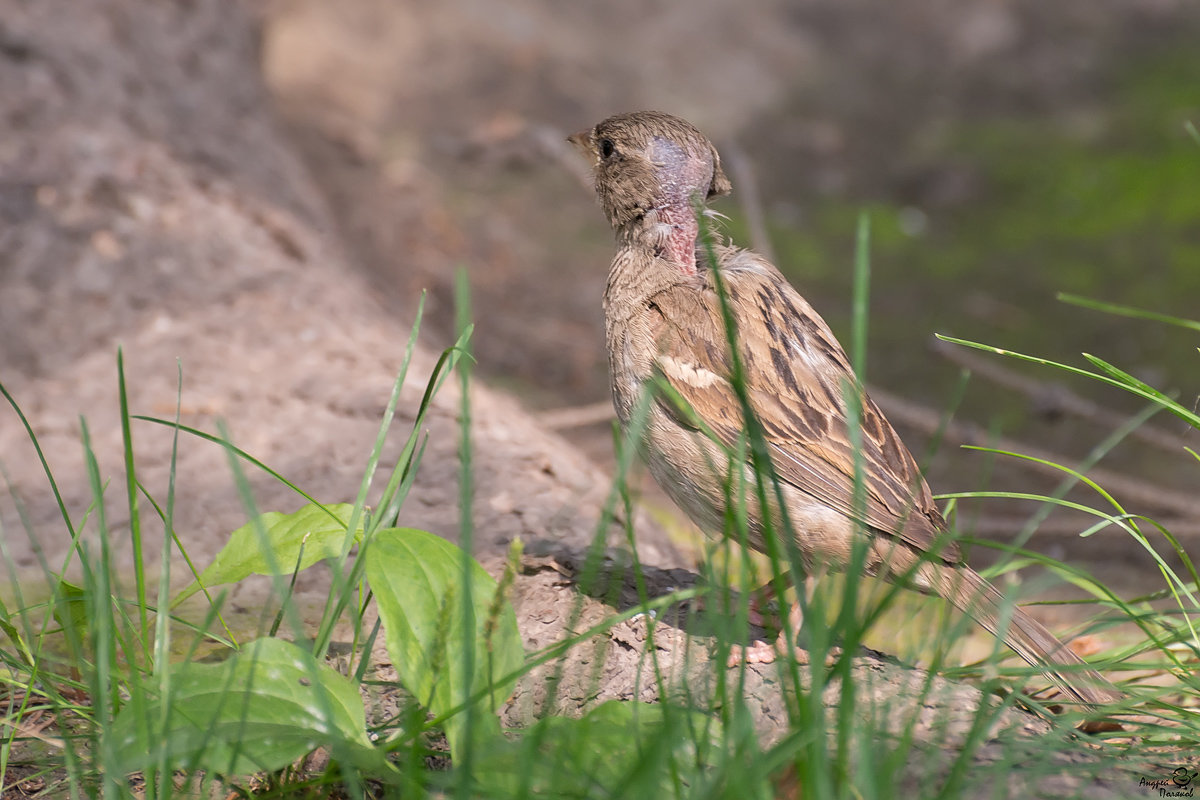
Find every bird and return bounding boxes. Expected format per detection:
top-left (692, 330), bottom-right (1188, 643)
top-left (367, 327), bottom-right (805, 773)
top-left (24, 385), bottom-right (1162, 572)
top-left (569, 110), bottom-right (1121, 712)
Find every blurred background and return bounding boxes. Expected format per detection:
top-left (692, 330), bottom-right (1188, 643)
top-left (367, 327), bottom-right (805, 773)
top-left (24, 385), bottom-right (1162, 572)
top-left (261, 0), bottom-right (1200, 601)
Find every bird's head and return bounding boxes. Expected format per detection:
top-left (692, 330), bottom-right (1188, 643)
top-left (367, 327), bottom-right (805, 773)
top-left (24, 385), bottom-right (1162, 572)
top-left (569, 111), bottom-right (731, 233)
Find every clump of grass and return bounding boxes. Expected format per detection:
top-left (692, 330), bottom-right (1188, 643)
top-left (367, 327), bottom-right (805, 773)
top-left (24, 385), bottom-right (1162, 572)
top-left (0, 294), bottom-right (527, 797)
top-left (938, 294), bottom-right (1200, 731)
top-left (0, 242), bottom-right (1196, 799)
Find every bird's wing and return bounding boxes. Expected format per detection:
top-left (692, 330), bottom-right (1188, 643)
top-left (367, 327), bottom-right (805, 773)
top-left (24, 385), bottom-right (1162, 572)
top-left (646, 251), bottom-right (954, 559)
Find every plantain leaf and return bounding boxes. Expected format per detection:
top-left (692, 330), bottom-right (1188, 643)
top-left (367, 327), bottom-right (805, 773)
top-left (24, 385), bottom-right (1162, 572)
top-left (174, 503), bottom-right (360, 606)
top-left (365, 528), bottom-right (523, 757)
top-left (112, 637), bottom-right (385, 775)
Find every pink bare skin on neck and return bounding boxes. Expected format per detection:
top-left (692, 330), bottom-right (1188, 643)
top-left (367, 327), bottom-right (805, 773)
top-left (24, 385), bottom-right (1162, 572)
top-left (656, 205), bottom-right (701, 274)
top-left (647, 135), bottom-right (714, 275)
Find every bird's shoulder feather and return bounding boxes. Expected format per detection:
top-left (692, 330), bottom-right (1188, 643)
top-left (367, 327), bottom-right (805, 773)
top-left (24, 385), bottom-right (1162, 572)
top-left (643, 246), bottom-right (954, 559)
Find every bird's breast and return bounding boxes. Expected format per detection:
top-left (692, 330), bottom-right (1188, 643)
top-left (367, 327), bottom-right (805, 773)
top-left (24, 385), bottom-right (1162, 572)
top-left (604, 301), bottom-right (658, 427)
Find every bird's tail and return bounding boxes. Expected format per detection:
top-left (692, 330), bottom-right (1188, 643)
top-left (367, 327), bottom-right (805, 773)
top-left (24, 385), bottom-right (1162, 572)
top-left (921, 562), bottom-right (1121, 709)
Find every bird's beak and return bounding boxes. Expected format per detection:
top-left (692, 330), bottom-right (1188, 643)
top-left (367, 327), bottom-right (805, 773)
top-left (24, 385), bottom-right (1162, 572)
top-left (567, 130), bottom-right (593, 161)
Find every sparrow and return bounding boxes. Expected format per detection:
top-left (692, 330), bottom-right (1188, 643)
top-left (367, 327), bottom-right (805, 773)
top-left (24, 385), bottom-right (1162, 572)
top-left (569, 110), bottom-right (1120, 710)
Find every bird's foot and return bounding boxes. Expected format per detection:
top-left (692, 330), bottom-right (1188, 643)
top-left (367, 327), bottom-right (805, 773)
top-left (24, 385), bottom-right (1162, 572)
top-left (726, 638), bottom-right (805, 667)
top-left (725, 634), bottom-right (841, 667)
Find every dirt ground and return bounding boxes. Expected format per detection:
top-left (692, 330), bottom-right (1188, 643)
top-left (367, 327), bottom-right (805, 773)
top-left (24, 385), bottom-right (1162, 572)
top-left (0, 1), bottom-right (1196, 791)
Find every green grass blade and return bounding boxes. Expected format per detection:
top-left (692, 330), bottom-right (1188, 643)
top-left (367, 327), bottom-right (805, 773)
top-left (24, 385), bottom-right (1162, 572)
top-left (936, 335), bottom-right (1200, 428)
top-left (454, 267), bottom-right (481, 791)
top-left (313, 292), bottom-right (428, 659)
top-left (116, 349), bottom-right (149, 645)
top-left (851, 212), bottom-right (871, 381)
top-left (0, 380), bottom-right (79, 544)
top-left (130, 417), bottom-right (330, 508)
top-left (1057, 292), bottom-right (1200, 332)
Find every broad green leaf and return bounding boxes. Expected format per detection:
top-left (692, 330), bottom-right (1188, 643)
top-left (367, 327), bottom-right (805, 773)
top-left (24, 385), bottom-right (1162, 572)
top-left (174, 503), bottom-right (360, 605)
top-left (469, 702), bottom-right (726, 797)
top-left (51, 578), bottom-right (89, 638)
top-left (365, 528), bottom-right (523, 756)
top-left (111, 637), bottom-right (382, 775)
top-left (0, 597), bottom-right (31, 665)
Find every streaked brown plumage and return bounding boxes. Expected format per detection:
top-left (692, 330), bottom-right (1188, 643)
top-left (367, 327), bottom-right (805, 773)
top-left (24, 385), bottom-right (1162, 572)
top-left (570, 110), bottom-right (1120, 712)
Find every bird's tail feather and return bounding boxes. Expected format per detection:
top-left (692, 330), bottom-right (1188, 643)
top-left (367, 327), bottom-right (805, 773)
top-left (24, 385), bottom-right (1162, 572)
top-left (922, 562), bottom-right (1121, 709)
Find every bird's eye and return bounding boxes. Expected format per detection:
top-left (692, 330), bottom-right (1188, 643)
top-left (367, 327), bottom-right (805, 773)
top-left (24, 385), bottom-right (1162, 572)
top-left (599, 138), bottom-right (616, 159)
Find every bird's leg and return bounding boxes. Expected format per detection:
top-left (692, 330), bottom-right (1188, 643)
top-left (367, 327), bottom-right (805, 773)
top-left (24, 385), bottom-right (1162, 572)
top-left (690, 576), bottom-right (778, 636)
top-left (743, 579), bottom-right (781, 628)
top-left (728, 597), bottom-right (806, 666)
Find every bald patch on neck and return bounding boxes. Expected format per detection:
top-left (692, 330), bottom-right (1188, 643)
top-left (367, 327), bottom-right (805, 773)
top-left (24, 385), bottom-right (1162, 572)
top-left (648, 135), bottom-right (714, 208)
